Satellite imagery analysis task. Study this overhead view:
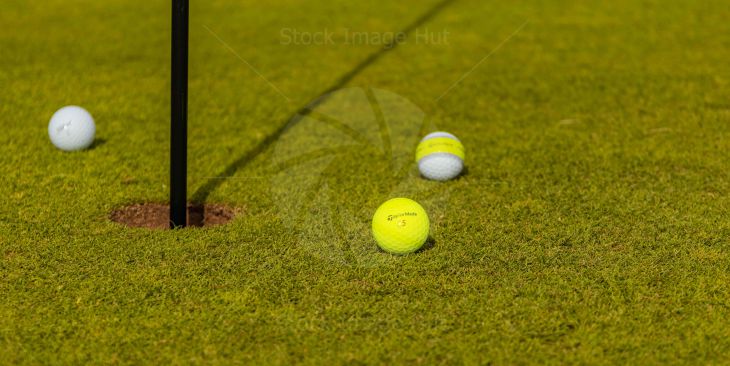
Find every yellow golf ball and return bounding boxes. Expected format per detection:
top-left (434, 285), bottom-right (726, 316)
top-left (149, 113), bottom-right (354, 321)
top-left (372, 198), bottom-right (430, 254)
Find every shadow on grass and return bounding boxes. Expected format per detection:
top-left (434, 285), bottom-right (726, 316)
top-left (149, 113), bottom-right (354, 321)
top-left (417, 236), bottom-right (437, 253)
top-left (456, 166), bottom-right (469, 180)
top-left (374, 236), bottom-right (436, 255)
top-left (89, 138), bottom-right (107, 150)
top-left (191, 0), bottom-right (457, 203)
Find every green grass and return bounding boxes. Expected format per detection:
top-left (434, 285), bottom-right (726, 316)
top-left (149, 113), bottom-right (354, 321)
top-left (2, 0), bottom-right (730, 364)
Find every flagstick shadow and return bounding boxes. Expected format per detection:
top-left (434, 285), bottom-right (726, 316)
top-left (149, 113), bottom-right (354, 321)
top-left (191, 0), bottom-right (456, 203)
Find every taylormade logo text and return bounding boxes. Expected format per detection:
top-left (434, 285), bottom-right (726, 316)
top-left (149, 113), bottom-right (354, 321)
top-left (387, 212), bottom-right (417, 221)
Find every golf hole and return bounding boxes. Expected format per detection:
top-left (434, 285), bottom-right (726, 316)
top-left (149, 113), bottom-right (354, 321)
top-left (110, 203), bottom-right (239, 229)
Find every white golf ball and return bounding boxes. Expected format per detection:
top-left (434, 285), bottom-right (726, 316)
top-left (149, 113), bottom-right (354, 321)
top-left (48, 106), bottom-right (96, 151)
top-left (416, 132), bottom-right (465, 181)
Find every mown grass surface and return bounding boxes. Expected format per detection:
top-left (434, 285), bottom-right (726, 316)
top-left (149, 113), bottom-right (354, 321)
top-left (1, 0), bottom-right (729, 364)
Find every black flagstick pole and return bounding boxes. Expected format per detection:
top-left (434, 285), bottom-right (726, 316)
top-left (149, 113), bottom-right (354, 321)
top-left (171, 0), bottom-right (189, 228)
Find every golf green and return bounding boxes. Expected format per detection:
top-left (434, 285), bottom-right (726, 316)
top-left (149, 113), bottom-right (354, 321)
top-left (1, 0), bottom-right (728, 364)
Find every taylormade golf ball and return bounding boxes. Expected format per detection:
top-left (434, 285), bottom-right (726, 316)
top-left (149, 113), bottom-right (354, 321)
top-left (415, 132), bottom-right (464, 181)
top-left (48, 106), bottom-right (96, 151)
top-left (372, 198), bottom-right (430, 255)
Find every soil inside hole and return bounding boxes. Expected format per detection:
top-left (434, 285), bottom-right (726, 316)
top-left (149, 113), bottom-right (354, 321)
top-left (110, 203), bottom-right (237, 229)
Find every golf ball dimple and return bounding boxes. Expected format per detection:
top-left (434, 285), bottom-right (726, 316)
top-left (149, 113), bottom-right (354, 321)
top-left (372, 198), bottom-right (430, 255)
top-left (415, 131), bottom-right (464, 181)
top-left (48, 106), bottom-right (96, 151)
